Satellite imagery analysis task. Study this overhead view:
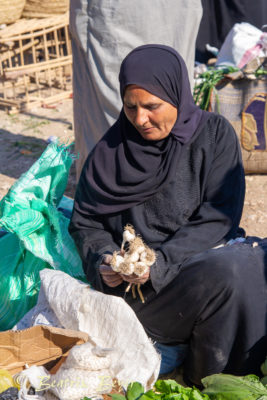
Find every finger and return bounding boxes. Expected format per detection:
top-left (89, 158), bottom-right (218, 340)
top-left (103, 254), bottom-right (113, 264)
top-left (99, 265), bottom-right (116, 274)
top-left (102, 276), bottom-right (123, 287)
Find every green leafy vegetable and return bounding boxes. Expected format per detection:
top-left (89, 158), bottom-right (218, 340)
top-left (127, 382), bottom-right (145, 400)
top-left (154, 379), bottom-right (183, 394)
top-left (202, 373), bottom-right (267, 400)
top-left (110, 394), bottom-right (128, 400)
top-left (139, 389), bottom-right (162, 400)
top-left (107, 379), bottom-right (209, 400)
top-left (154, 379), bottom-right (209, 400)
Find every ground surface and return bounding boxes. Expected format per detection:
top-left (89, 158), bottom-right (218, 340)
top-left (0, 99), bottom-right (267, 238)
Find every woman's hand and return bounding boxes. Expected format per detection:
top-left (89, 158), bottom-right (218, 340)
top-left (121, 269), bottom-right (150, 285)
top-left (99, 254), bottom-right (124, 287)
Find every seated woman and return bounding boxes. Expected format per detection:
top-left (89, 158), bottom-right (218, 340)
top-left (69, 44), bottom-right (267, 387)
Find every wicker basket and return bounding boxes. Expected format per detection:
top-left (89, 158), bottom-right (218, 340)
top-left (22, 0), bottom-right (69, 18)
top-left (210, 77), bottom-right (267, 174)
top-left (0, 0), bottom-right (26, 25)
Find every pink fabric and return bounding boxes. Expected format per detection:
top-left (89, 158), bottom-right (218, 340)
top-left (238, 33), bottom-right (267, 68)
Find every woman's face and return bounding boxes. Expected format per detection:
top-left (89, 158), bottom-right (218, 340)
top-left (123, 85), bottom-right (177, 141)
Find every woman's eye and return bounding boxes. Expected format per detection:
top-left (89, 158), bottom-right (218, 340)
top-left (125, 104), bottom-right (136, 110)
top-left (146, 104), bottom-right (159, 110)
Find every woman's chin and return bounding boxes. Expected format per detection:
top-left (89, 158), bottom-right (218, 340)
top-left (139, 130), bottom-right (167, 141)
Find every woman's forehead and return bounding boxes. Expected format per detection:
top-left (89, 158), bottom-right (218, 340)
top-left (124, 85), bottom-right (162, 102)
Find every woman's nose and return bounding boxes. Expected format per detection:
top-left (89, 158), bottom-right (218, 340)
top-left (134, 108), bottom-right (149, 126)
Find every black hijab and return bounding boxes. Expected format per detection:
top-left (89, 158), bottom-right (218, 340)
top-left (75, 44), bottom-right (207, 216)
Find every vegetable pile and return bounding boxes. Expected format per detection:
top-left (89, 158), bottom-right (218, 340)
top-left (106, 374), bottom-right (267, 400)
top-left (82, 360), bottom-right (267, 400)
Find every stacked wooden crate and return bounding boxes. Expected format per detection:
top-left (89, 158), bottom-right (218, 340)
top-left (0, 12), bottom-right (72, 113)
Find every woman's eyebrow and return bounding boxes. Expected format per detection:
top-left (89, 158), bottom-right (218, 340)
top-left (124, 101), bottom-right (161, 106)
top-left (144, 102), bottom-right (161, 107)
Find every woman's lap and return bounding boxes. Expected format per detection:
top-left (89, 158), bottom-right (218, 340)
top-left (125, 242), bottom-right (267, 385)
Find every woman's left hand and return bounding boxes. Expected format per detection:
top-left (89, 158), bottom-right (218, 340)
top-left (121, 270), bottom-right (150, 285)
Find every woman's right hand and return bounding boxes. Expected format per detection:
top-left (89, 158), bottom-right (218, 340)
top-left (99, 254), bottom-right (124, 287)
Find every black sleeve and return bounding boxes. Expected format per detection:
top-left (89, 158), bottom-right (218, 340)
top-left (69, 216), bottom-right (120, 291)
top-left (69, 176), bottom-right (120, 291)
top-left (150, 116), bottom-right (245, 293)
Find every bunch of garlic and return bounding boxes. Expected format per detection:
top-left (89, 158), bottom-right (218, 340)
top-left (110, 225), bottom-right (156, 302)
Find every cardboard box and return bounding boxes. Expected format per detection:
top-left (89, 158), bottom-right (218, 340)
top-left (0, 325), bottom-right (88, 375)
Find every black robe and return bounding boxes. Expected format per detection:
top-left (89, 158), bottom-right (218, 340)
top-left (69, 113), bottom-right (245, 292)
top-left (69, 113), bottom-right (267, 385)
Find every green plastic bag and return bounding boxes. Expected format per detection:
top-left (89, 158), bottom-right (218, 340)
top-left (0, 143), bottom-right (85, 331)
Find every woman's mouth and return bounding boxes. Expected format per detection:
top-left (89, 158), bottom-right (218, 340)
top-left (141, 126), bottom-right (155, 132)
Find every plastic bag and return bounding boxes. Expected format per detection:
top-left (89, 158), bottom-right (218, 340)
top-left (0, 369), bottom-right (18, 393)
top-left (0, 143), bottom-right (85, 331)
top-left (216, 22), bottom-right (267, 68)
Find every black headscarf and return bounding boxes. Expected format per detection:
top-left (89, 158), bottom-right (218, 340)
top-left (75, 44), bottom-right (207, 216)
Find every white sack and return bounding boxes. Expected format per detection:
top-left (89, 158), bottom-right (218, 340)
top-left (39, 269), bottom-right (161, 390)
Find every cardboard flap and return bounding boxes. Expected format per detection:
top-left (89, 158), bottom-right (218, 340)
top-left (0, 325), bottom-right (88, 374)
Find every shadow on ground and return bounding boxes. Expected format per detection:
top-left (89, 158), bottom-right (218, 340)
top-left (0, 128), bottom-right (47, 179)
top-left (23, 111), bottom-right (73, 127)
top-left (0, 128), bottom-right (76, 199)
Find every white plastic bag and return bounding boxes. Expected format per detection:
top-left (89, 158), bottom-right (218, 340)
top-left (216, 22), bottom-right (267, 68)
top-left (14, 365), bottom-right (50, 400)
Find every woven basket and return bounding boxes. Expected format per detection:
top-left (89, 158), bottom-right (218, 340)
top-left (0, 0), bottom-right (26, 25)
top-left (210, 77), bottom-right (267, 174)
top-left (22, 0), bottom-right (69, 18)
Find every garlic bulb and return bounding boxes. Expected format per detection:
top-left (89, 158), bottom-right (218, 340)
top-left (140, 247), bottom-right (156, 266)
top-left (129, 236), bottom-right (146, 254)
top-left (119, 261), bottom-right (135, 275)
top-left (134, 261), bottom-right (149, 277)
top-left (121, 224), bottom-right (136, 252)
top-left (125, 251), bottom-right (140, 263)
top-left (109, 224), bottom-right (156, 304)
top-left (110, 252), bottom-right (124, 272)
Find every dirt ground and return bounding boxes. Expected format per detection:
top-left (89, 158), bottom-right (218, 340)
top-left (0, 98), bottom-right (267, 238)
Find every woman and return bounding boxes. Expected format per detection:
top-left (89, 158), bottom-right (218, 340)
top-left (69, 45), bottom-right (267, 386)
top-left (70, 0), bottom-right (202, 179)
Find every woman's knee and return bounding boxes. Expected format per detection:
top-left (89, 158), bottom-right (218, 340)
top-left (182, 247), bottom-right (242, 294)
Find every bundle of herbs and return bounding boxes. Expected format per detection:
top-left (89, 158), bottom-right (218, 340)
top-left (193, 66), bottom-right (267, 111)
top-left (193, 67), bottom-right (239, 111)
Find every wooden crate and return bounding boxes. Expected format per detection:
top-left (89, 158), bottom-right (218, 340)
top-left (0, 13), bottom-right (72, 113)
